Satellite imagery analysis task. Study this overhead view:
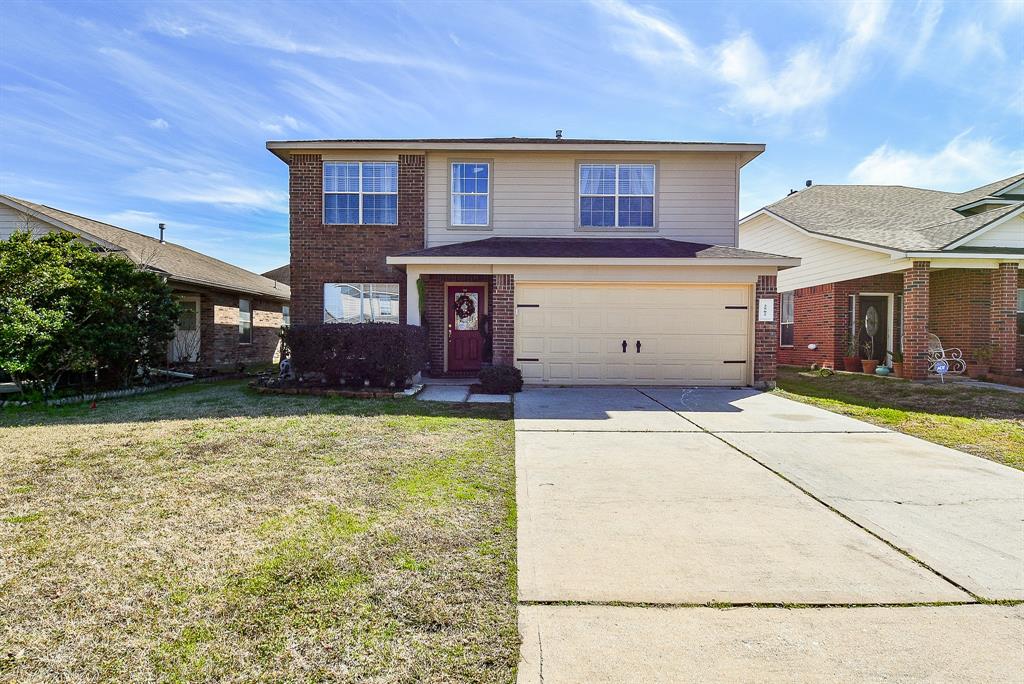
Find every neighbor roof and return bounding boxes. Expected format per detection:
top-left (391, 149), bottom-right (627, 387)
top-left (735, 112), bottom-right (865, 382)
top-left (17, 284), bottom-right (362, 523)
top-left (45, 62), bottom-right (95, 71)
top-left (0, 195), bottom-right (290, 300)
top-left (757, 173), bottom-right (1024, 251)
top-left (266, 137), bottom-right (765, 164)
top-left (391, 237), bottom-right (797, 265)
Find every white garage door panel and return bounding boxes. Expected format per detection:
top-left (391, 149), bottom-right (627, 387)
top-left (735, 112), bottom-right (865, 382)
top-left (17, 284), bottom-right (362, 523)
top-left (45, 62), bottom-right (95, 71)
top-left (515, 283), bottom-right (751, 386)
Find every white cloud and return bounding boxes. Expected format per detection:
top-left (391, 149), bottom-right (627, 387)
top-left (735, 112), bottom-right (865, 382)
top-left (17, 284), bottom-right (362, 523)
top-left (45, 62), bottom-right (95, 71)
top-left (258, 114), bottom-right (301, 134)
top-left (147, 117), bottom-right (169, 129)
top-left (953, 22), bottom-right (1006, 63)
top-left (901, 1), bottom-right (943, 73)
top-left (848, 132), bottom-right (1024, 189)
top-left (124, 168), bottom-right (288, 212)
top-left (590, 0), bottom-right (889, 117)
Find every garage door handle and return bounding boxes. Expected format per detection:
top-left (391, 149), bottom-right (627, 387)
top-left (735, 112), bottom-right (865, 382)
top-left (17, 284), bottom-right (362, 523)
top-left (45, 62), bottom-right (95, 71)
top-left (622, 340), bottom-right (627, 353)
top-left (636, 340), bottom-right (642, 353)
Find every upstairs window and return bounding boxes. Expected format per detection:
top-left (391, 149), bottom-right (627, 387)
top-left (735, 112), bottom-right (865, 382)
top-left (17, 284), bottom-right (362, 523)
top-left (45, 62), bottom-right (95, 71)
top-left (239, 298), bottom-right (252, 344)
top-left (281, 305), bottom-right (290, 327)
top-left (451, 162), bottom-right (490, 226)
top-left (780, 292), bottom-right (794, 346)
top-left (579, 163), bottom-right (655, 228)
top-left (324, 162), bottom-right (398, 225)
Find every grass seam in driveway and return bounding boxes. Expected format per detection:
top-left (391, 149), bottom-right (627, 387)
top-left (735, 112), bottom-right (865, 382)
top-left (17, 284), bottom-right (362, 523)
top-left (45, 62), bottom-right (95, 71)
top-left (634, 388), bottom-right (983, 603)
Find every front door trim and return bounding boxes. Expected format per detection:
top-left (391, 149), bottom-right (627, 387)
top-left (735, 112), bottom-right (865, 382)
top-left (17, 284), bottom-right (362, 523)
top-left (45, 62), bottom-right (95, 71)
top-left (858, 292), bottom-right (895, 365)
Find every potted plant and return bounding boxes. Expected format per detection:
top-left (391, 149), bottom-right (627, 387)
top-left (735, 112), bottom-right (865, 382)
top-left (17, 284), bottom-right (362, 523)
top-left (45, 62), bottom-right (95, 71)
top-left (860, 340), bottom-right (878, 375)
top-left (890, 349), bottom-right (904, 378)
top-left (842, 330), bottom-right (860, 372)
top-left (970, 344), bottom-right (994, 378)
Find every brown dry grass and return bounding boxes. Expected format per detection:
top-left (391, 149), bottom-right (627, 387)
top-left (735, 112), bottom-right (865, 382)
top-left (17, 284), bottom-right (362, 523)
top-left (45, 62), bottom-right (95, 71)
top-left (0, 381), bottom-right (517, 682)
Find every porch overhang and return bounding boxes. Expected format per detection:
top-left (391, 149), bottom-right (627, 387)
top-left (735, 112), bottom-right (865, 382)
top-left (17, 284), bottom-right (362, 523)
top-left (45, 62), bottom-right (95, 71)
top-left (386, 237), bottom-right (801, 270)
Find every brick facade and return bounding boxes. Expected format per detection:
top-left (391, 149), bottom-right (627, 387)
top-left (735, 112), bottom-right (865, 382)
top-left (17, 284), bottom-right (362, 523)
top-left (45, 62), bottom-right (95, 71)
top-left (288, 153), bottom-right (424, 326)
top-left (491, 274), bottom-right (515, 366)
top-left (990, 263), bottom-right (1020, 376)
top-left (754, 275), bottom-right (778, 388)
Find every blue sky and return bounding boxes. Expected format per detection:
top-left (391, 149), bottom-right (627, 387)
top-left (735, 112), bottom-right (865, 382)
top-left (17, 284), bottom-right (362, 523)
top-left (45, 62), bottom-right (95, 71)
top-left (1, 0), bottom-right (1022, 274)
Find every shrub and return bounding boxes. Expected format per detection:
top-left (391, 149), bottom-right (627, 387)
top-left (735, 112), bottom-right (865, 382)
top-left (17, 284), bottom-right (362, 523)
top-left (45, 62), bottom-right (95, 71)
top-left (283, 323), bottom-right (427, 388)
top-left (478, 365), bottom-right (523, 394)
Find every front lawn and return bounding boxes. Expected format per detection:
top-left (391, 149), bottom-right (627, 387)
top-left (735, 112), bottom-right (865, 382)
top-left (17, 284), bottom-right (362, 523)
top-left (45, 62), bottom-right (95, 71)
top-left (775, 366), bottom-right (1024, 471)
top-left (0, 381), bottom-right (518, 682)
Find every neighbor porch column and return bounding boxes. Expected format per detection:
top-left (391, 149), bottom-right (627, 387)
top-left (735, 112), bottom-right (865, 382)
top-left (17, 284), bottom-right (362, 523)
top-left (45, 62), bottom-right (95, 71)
top-left (990, 263), bottom-right (1019, 377)
top-left (491, 274), bottom-right (515, 366)
top-left (902, 261), bottom-right (931, 380)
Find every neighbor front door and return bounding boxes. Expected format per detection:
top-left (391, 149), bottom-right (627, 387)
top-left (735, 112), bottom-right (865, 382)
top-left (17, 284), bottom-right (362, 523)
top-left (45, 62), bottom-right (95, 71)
top-left (858, 296), bottom-right (888, 363)
top-left (447, 285), bottom-right (485, 372)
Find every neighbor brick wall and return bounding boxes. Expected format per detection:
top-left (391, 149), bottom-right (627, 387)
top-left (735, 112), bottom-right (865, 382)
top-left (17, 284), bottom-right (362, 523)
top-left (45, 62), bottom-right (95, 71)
top-left (929, 268), bottom-right (991, 366)
top-left (902, 262), bottom-right (931, 380)
top-left (191, 288), bottom-right (284, 368)
top-left (754, 275), bottom-right (778, 387)
top-left (491, 274), bottom-right (515, 366)
top-left (990, 263), bottom-right (1019, 376)
top-left (288, 153), bottom-right (425, 325)
top-left (777, 284), bottom-right (836, 367)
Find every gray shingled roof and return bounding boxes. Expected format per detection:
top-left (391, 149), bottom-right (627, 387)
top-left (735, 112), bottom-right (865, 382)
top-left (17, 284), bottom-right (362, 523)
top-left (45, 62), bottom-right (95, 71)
top-left (763, 173), bottom-right (1024, 251)
top-left (396, 237), bottom-right (795, 261)
top-left (2, 195), bottom-right (290, 300)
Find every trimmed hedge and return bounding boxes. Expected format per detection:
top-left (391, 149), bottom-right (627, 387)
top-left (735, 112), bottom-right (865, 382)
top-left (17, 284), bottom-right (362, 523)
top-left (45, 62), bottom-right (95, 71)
top-left (479, 364), bottom-right (523, 394)
top-left (283, 323), bottom-right (427, 388)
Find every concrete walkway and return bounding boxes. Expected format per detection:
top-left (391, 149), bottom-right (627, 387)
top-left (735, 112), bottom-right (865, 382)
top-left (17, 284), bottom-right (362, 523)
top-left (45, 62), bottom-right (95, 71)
top-left (515, 387), bottom-right (1024, 683)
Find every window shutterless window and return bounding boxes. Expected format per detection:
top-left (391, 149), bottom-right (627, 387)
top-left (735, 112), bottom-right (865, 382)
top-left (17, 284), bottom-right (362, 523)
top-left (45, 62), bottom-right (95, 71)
top-left (281, 305), bottom-right (290, 327)
top-left (323, 283), bottom-right (400, 324)
top-left (239, 299), bottom-right (252, 344)
top-left (579, 163), bottom-right (655, 228)
top-left (451, 162), bottom-right (489, 226)
top-left (323, 162), bottom-right (398, 225)
top-left (780, 292), bottom-right (794, 346)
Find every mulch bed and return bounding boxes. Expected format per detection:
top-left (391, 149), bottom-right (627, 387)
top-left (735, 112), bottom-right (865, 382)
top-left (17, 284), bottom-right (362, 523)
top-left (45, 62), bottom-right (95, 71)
top-left (249, 383), bottom-right (410, 399)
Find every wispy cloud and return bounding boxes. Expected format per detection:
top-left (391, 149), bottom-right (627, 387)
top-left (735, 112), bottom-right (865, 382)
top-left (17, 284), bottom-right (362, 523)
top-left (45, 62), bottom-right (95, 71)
top-left (147, 117), bottom-right (169, 129)
top-left (901, 1), bottom-right (943, 73)
top-left (952, 21), bottom-right (1006, 63)
top-left (258, 115), bottom-right (301, 135)
top-left (589, 0), bottom-right (889, 117)
top-left (848, 131), bottom-right (1024, 189)
top-left (123, 168), bottom-right (288, 213)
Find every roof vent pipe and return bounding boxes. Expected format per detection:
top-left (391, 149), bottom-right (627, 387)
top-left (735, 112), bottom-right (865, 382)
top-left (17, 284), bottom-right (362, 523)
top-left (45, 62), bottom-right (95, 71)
top-left (555, 129), bottom-right (563, 139)
top-left (158, 223), bottom-right (166, 243)
top-left (805, 180), bottom-right (813, 187)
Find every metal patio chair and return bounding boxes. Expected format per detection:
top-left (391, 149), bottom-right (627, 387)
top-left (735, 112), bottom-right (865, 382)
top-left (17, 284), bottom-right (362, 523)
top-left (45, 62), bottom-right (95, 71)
top-left (927, 333), bottom-right (966, 375)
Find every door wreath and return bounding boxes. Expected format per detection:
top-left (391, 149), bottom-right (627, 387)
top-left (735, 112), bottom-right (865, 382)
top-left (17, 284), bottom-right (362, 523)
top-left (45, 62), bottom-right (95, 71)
top-left (454, 293), bottom-right (476, 320)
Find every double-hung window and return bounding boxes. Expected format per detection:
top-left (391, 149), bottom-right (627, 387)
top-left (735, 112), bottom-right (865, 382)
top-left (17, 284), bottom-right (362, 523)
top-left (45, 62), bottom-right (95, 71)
top-left (780, 292), bottom-right (794, 346)
top-left (239, 298), bottom-right (252, 344)
top-left (579, 163), bottom-right (655, 228)
top-left (451, 162), bottom-right (489, 226)
top-left (324, 283), bottom-right (400, 324)
top-left (324, 162), bottom-right (398, 225)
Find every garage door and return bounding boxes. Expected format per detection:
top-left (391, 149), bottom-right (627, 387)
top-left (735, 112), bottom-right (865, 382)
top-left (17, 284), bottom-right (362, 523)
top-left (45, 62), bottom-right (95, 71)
top-left (515, 283), bottom-right (751, 386)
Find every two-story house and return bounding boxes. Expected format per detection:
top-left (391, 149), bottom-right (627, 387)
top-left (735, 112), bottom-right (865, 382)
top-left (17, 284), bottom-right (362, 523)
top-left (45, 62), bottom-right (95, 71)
top-left (268, 137), bottom-right (798, 387)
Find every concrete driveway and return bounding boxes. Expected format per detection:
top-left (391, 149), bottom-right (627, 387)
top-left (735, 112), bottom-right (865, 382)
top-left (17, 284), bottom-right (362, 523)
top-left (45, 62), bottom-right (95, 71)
top-left (515, 387), bottom-right (1024, 683)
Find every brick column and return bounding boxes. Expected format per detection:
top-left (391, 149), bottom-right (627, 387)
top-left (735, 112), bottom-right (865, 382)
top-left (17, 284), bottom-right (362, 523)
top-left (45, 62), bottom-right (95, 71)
top-left (990, 263), bottom-right (1019, 376)
top-left (288, 153), bottom-right (323, 325)
top-left (903, 261), bottom-right (931, 380)
top-left (753, 275), bottom-right (777, 389)
top-left (491, 274), bottom-right (515, 366)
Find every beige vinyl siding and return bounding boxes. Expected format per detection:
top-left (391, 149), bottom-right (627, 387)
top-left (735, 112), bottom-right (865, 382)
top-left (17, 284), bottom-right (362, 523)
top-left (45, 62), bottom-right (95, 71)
top-left (961, 215), bottom-right (1024, 249)
top-left (425, 151), bottom-right (740, 247)
top-left (0, 204), bottom-right (55, 240)
top-left (739, 213), bottom-right (909, 291)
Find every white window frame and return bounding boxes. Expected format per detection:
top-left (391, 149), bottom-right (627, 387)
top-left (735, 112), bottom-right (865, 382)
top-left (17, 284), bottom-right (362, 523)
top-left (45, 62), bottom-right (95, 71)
top-left (450, 161), bottom-right (490, 227)
top-left (780, 291), bottom-right (794, 347)
top-left (281, 305), bottom-right (290, 328)
top-left (239, 298), bottom-right (252, 345)
top-left (578, 162), bottom-right (656, 229)
top-left (323, 161), bottom-right (398, 226)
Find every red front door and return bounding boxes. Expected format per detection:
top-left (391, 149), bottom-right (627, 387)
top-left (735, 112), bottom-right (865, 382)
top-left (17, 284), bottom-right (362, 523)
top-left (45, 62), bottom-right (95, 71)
top-left (448, 285), bottom-right (485, 372)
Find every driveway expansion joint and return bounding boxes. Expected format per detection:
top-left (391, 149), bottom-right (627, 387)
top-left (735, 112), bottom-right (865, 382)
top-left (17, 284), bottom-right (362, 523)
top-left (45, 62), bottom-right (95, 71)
top-left (633, 388), bottom-right (985, 603)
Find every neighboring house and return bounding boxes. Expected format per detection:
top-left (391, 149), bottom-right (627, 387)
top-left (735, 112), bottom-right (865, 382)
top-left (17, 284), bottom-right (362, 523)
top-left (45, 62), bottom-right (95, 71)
top-left (266, 137), bottom-right (799, 387)
top-left (262, 263), bottom-right (291, 286)
top-left (0, 195), bottom-right (291, 369)
top-left (739, 174), bottom-right (1024, 380)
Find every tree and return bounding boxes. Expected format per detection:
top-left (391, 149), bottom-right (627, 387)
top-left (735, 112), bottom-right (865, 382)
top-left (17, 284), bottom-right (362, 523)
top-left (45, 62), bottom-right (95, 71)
top-left (0, 230), bottom-right (179, 395)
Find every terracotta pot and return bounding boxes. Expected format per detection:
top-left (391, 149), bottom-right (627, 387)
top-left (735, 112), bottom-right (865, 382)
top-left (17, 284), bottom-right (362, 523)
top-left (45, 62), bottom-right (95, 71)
top-left (892, 362), bottom-right (903, 378)
top-left (843, 356), bottom-right (861, 372)
top-left (861, 359), bottom-right (879, 374)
